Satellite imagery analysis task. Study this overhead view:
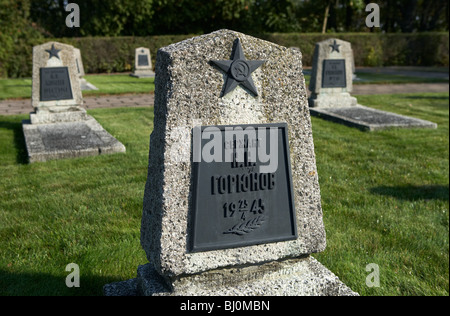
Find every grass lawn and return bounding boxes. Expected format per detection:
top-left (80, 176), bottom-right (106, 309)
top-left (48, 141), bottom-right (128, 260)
top-left (312, 92), bottom-right (449, 296)
top-left (0, 74), bottom-right (155, 100)
top-left (0, 93), bottom-right (448, 296)
top-left (0, 71), bottom-right (447, 100)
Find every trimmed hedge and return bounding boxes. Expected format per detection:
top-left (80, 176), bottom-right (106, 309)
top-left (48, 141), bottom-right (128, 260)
top-left (264, 32), bottom-right (449, 68)
top-left (1, 32), bottom-right (448, 78)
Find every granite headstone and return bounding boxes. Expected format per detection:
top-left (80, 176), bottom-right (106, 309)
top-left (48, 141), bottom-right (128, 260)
top-left (30, 41), bottom-right (85, 123)
top-left (130, 47), bottom-right (155, 78)
top-left (22, 41), bottom-right (125, 163)
top-left (104, 30), bottom-right (357, 296)
top-left (309, 38), bottom-right (357, 108)
top-left (308, 38), bottom-right (437, 130)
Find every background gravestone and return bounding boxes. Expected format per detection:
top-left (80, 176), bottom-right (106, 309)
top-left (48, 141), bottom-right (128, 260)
top-left (22, 41), bottom-right (126, 163)
top-left (73, 48), bottom-right (98, 91)
top-left (130, 47), bottom-right (155, 78)
top-left (104, 29), bottom-right (357, 296)
top-left (308, 38), bottom-right (437, 131)
top-left (30, 41), bottom-right (85, 124)
top-left (308, 38), bottom-right (357, 108)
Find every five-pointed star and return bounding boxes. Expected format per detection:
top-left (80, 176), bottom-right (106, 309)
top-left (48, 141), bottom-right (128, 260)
top-left (45, 44), bottom-right (61, 60)
top-left (211, 39), bottom-right (264, 96)
top-left (329, 40), bottom-right (340, 53)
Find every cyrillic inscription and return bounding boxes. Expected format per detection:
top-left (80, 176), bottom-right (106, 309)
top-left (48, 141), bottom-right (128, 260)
top-left (39, 67), bottom-right (73, 101)
top-left (189, 123), bottom-right (297, 252)
top-left (322, 59), bottom-right (346, 88)
top-left (138, 54), bottom-right (149, 67)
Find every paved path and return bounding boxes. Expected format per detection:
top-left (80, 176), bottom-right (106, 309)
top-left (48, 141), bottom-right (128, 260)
top-left (0, 93), bottom-right (155, 115)
top-left (0, 83), bottom-right (448, 116)
top-left (352, 83), bottom-right (449, 95)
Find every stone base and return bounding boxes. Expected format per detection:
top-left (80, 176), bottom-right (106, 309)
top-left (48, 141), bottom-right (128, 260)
top-left (30, 107), bottom-right (88, 125)
top-left (103, 256), bottom-right (358, 296)
top-left (308, 92), bottom-right (357, 108)
top-left (22, 115), bottom-right (126, 163)
top-left (130, 69), bottom-right (155, 78)
top-left (309, 105), bottom-right (437, 131)
top-left (80, 78), bottom-right (99, 91)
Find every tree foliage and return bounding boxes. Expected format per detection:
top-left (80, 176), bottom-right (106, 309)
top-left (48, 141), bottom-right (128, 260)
top-left (20, 0), bottom-right (449, 37)
top-left (0, 0), bottom-right (44, 76)
top-left (1, 0), bottom-right (449, 38)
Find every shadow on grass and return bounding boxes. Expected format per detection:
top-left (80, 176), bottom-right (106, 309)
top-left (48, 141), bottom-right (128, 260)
top-left (370, 184), bottom-right (449, 201)
top-left (0, 269), bottom-right (123, 296)
top-left (402, 95), bottom-right (449, 100)
top-left (0, 120), bottom-right (28, 164)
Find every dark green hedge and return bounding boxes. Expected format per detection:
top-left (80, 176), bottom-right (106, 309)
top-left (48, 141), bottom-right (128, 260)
top-left (264, 32), bottom-right (449, 68)
top-left (1, 32), bottom-right (448, 78)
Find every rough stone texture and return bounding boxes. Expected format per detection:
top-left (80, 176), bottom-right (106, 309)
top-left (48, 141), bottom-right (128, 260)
top-left (103, 278), bottom-right (138, 296)
top-left (32, 42), bottom-right (83, 113)
top-left (310, 105), bottom-right (438, 131)
top-left (104, 256), bottom-right (358, 296)
top-left (22, 116), bottom-right (126, 163)
top-left (131, 47), bottom-right (155, 78)
top-left (140, 29), bottom-right (326, 278)
top-left (308, 38), bottom-right (357, 108)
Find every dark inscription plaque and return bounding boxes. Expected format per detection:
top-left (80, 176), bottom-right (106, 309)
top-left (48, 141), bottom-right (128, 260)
top-left (322, 59), bottom-right (346, 88)
top-left (189, 123), bottom-right (297, 253)
top-left (40, 67), bottom-right (73, 102)
top-left (138, 54), bottom-right (149, 67)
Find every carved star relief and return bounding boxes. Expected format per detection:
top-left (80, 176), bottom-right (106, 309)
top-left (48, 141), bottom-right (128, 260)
top-left (211, 39), bottom-right (265, 97)
top-left (45, 44), bottom-right (61, 60)
top-left (329, 40), bottom-right (341, 53)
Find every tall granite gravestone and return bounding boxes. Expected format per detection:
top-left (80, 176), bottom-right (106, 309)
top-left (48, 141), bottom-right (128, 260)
top-left (309, 38), bottom-right (356, 108)
top-left (308, 38), bottom-right (437, 131)
top-left (130, 47), bottom-right (155, 78)
top-left (22, 42), bottom-right (125, 163)
top-left (73, 48), bottom-right (98, 91)
top-left (104, 30), bottom-right (357, 296)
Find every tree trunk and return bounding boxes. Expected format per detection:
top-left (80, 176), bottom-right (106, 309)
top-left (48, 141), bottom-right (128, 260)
top-left (322, 1), bottom-right (331, 33)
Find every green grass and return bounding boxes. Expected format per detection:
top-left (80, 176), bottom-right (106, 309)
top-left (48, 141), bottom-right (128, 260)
top-left (82, 74), bottom-right (155, 96)
top-left (0, 107), bottom-right (153, 295)
top-left (312, 92), bottom-right (449, 296)
top-left (1, 71), bottom-right (447, 100)
top-left (0, 74), bottom-right (155, 100)
top-left (0, 93), bottom-right (448, 295)
top-left (301, 71), bottom-right (448, 87)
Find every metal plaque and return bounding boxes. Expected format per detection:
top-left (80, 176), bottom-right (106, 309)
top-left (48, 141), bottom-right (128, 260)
top-left (189, 123), bottom-right (297, 253)
top-left (138, 54), bottom-right (149, 67)
top-left (39, 67), bottom-right (73, 101)
top-left (322, 59), bottom-right (346, 88)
